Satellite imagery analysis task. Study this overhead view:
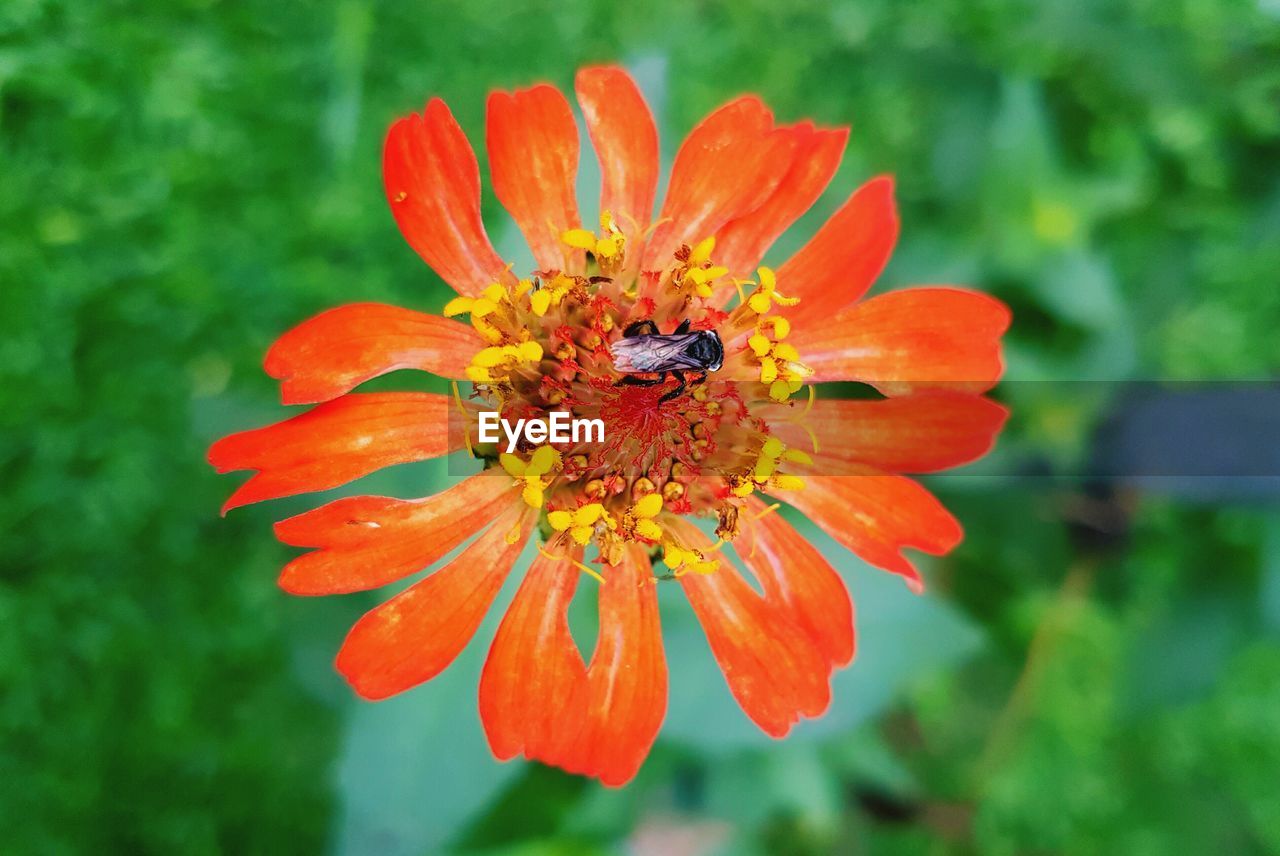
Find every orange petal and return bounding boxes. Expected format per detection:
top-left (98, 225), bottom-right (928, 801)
top-left (740, 497), bottom-right (855, 668)
top-left (779, 175), bottom-right (898, 320)
top-left (640, 96), bottom-right (801, 272)
top-left (272, 474), bottom-right (518, 595)
top-left (766, 469), bottom-right (962, 591)
top-left (383, 99), bottom-right (512, 295)
top-left (791, 287), bottom-right (1011, 394)
top-left (209, 393), bottom-right (460, 513)
top-left (487, 84), bottom-right (583, 273)
top-left (552, 544), bottom-right (667, 787)
top-left (712, 123), bottom-right (848, 283)
top-left (575, 66), bottom-right (659, 243)
top-left (772, 391), bottom-right (1009, 473)
top-left (265, 303), bottom-right (482, 405)
top-left (479, 547), bottom-right (588, 764)
top-left (335, 502), bottom-right (534, 699)
top-left (669, 518), bottom-right (831, 738)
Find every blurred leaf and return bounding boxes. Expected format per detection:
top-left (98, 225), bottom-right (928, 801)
top-left (452, 766), bottom-right (590, 852)
top-left (331, 536), bottom-right (542, 855)
top-left (659, 513), bottom-right (985, 750)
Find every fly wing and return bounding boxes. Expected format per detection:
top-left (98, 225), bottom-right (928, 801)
top-left (611, 334), bottom-right (704, 373)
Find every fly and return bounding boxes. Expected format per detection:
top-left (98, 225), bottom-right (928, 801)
top-left (611, 318), bottom-right (724, 403)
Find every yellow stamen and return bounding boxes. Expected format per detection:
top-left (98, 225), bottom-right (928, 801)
top-left (571, 557), bottom-right (606, 582)
top-left (561, 228), bottom-right (597, 250)
top-left (472, 346), bottom-right (511, 368)
top-left (562, 216), bottom-right (626, 270)
top-left (746, 266), bottom-right (800, 315)
top-left (635, 519), bottom-right (663, 540)
top-left (661, 539), bottom-right (717, 575)
top-left (573, 503), bottom-right (605, 526)
top-left (526, 445), bottom-right (561, 477)
top-left (443, 296), bottom-right (472, 317)
top-left (758, 267), bottom-right (776, 291)
top-left (538, 546), bottom-right (605, 584)
top-left (754, 502), bottom-right (782, 520)
top-left (753, 457), bottom-right (776, 481)
top-left (799, 384), bottom-right (816, 418)
top-left (499, 447), bottom-right (560, 509)
top-left (471, 314), bottom-right (503, 343)
top-left (689, 236), bottom-right (716, 266)
top-left (505, 519), bottom-right (525, 544)
top-left (771, 474), bottom-right (805, 491)
top-left (782, 448), bottom-right (813, 465)
top-left (530, 289), bottom-right (552, 316)
top-left (795, 420), bottom-right (820, 455)
top-left (466, 339), bottom-right (543, 384)
top-left (449, 381), bottom-right (475, 458)
top-left (499, 453), bottom-right (526, 478)
top-left (773, 342), bottom-right (800, 362)
top-left (516, 340), bottom-right (544, 363)
top-left (521, 477), bottom-right (546, 508)
top-left (633, 492), bottom-right (663, 519)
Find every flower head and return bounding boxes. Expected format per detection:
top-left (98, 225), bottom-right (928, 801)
top-left (209, 66), bottom-right (1010, 786)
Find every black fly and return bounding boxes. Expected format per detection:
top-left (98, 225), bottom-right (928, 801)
top-left (611, 318), bottom-right (724, 403)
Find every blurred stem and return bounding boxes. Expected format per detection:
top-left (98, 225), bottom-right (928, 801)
top-left (974, 556), bottom-right (1099, 788)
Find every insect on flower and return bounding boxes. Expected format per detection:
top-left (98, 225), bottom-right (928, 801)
top-left (209, 65), bottom-right (1011, 787)
top-left (611, 318), bottom-right (725, 402)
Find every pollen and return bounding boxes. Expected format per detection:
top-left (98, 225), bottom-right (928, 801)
top-left (619, 492), bottom-right (664, 542)
top-left (501, 445), bottom-right (562, 509)
top-left (669, 236), bottom-right (729, 299)
top-left (729, 435), bottom-right (810, 498)
top-left (465, 340), bottom-right (543, 382)
top-left (661, 539), bottom-right (719, 576)
top-left (548, 501), bottom-right (616, 545)
top-left (745, 266), bottom-right (800, 314)
top-left (530, 272), bottom-right (580, 316)
top-left (560, 210), bottom-right (627, 274)
top-left (738, 268), bottom-right (814, 401)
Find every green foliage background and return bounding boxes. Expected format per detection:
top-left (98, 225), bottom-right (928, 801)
top-left (4, 0), bottom-right (1280, 852)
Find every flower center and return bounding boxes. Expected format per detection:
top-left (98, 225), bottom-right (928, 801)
top-left (446, 216), bottom-right (816, 579)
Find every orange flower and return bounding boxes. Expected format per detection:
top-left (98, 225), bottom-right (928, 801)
top-left (209, 66), bottom-right (1010, 787)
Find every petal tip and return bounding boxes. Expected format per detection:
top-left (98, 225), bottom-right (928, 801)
top-left (277, 564), bottom-right (325, 597)
top-left (334, 653), bottom-right (397, 702)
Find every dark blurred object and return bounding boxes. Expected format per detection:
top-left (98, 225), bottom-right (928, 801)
top-left (1061, 480), bottom-right (1138, 556)
top-left (1090, 383), bottom-right (1280, 501)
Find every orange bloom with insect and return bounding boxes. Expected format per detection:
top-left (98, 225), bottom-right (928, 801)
top-left (209, 66), bottom-right (1009, 786)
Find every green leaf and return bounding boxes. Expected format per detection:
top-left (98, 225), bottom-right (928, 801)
top-left (659, 513), bottom-right (985, 750)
